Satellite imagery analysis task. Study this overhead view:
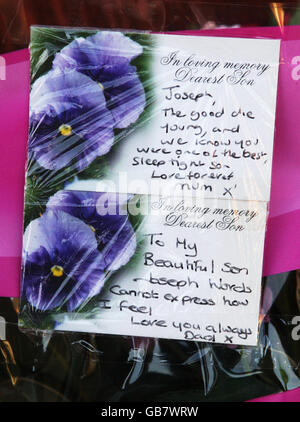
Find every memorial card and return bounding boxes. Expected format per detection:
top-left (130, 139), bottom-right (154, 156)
top-left (20, 27), bottom-right (280, 345)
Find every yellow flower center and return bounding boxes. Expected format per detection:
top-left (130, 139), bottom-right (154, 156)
top-left (89, 225), bottom-right (96, 232)
top-left (59, 124), bottom-right (72, 136)
top-left (97, 82), bottom-right (104, 90)
top-left (51, 265), bottom-right (64, 277)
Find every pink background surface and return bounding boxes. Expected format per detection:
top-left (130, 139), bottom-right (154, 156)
top-left (0, 48), bottom-right (29, 298)
top-left (248, 387), bottom-right (300, 402)
top-left (1, 29), bottom-right (300, 293)
top-left (0, 27), bottom-right (300, 402)
top-left (3, 29), bottom-right (300, 297)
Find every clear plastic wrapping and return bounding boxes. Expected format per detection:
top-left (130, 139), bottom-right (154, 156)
top-left (20, 25), bottom-right (280, 348)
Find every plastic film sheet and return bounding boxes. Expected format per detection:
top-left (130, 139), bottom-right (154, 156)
top-left (20, 25), bottom-right (281, 347)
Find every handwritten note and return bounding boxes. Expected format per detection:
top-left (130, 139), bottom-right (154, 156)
top-left (73, 35), bottom-right (280, 202)
top-left (58, 34), bottom-right (280, 345)
top-left (56, 195), bottom-right (267, 346)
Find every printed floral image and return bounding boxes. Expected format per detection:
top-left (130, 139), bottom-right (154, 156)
top-left (53, 31), bottom-right (146, 129)
top-left (29, 70), bottom-right (115, 171)
top-left (29, 30), bottom-right (146, 172)
top-left (46, 190), bottom-right (137, 269)
top-left (21, 27), bottom-right (148, 328)
top-left (22, 191), bottom-right (136, 313)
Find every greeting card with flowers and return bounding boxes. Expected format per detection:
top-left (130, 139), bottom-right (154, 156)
top-left (19, 26), bottom-right (280, 346)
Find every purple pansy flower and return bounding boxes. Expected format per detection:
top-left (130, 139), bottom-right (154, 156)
top-left (53, 31), bottom-right (146, 129)
top-left (29, 70), bottom-right (115, 171)
top-left (46, 190), bottom-right (136, 270)
top-left (22, 210), bottom-right (106, 311)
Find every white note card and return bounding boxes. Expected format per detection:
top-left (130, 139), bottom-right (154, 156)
top-left (29, 32), bottom-right (281, 346)
top-left (56, 195), bottom-right (267, 346)
top-left (69, 34), bottom-right (280, 203)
